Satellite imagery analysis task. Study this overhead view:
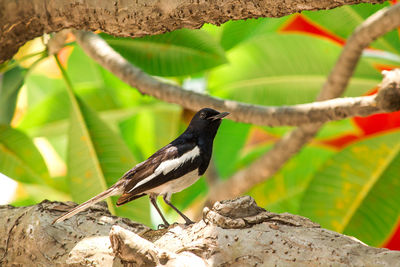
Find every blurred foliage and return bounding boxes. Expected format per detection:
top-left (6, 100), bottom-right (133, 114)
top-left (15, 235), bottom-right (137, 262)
top-left (0, 1), bottom-right (400, 249)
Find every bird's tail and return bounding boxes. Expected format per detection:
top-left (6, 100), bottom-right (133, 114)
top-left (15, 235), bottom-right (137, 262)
top-left (52, 184), bottom-right (123, 224)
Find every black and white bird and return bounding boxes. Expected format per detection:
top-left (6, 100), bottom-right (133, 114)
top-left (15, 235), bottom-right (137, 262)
top-left (53, 108), bottom-right (229, 227)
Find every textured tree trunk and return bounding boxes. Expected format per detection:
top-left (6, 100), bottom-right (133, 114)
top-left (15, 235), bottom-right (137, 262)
top-left (1, 196), bottom-right (399, 266)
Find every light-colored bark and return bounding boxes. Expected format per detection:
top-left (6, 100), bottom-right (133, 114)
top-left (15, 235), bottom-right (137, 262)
top-left (0, 0), bottom-right (385, 63)
top-left (1, 197), bottom-right (400, 266)
top-left (0, 200), bottom-right (150, 266)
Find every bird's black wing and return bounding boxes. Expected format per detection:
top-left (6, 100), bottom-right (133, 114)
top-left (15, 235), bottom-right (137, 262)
top-left (116, 140), bottom-right (200, 205)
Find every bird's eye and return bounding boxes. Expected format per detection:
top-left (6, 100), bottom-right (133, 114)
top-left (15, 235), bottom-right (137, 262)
top-left (199, 112), bottom-right (206, 119)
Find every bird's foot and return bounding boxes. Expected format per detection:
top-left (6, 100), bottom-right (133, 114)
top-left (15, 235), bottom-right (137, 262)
top-left (157, 223), bottom-right (170, 230)
top-left (184, 219), bottom-right (195, 226)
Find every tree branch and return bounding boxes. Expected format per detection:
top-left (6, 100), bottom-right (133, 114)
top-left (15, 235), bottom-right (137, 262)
top-left (2, 197), bottom-right (400, 266)
top-left (207, 3), bottom-right (400, 204)
top-left (75, 31), bottom-right (400, 127)
top-left (0, 0), bottom-right (384, 64)
top-left (0, 201), bottom-right (149, 266)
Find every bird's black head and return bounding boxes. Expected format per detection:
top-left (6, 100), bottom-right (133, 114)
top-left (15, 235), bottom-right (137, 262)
top-left (187, 108), bottom-right (229, 138)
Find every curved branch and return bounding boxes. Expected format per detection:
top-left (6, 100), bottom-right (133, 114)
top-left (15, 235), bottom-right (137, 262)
top-left (207, 3), bottom-right (400, 203)
top-left (0, 0), bottom-right (384, 64)
top-left (75, 31), bottom-right (399, 127)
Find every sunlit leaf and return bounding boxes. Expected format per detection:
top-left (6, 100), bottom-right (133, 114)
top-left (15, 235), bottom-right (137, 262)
top-left (220, 16), bottom-right (290, 50)
top-left (300, 131), bottom-right (400, 246)
top-left (11, 182), bottom-right (71, 206)
top-left (209, 34), bottom-right (381, 106)
top-left (213, 120), bottom-right (251, 178)
top-left (25, 74), bottom-right (65, 108)
top-left (18, 90), bottom-right (70, 133)
top-left (119, 105), bottom-right (181, 162)
top-left (102, 29), bottom-right (227, 76)
top-left (67, 89), bottom-right (150, 224)
top-left (303, 2), bottom-right (400, 54)
top-left (316, 119), bottom-right (358, 139)
top-left (0, 125), bottom-right (50, 185)
top-left (250, 146), bottom-right (334, 214)
top-left (0, 66), bottom-right (26, 124)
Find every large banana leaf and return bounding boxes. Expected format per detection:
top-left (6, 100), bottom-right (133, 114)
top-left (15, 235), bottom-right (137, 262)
top-left (101, 29), bottom-right (227, 77)
top-left (220, 16), bottom-right (290, 51)
top-left (250, 146), bottom-right (334, 214)
top-left (25, 74), bottom-right (65, 108)
top-left (208, 34), bottom-right (381, 106)
top-left (19, 45), bottom-right (154, 134)
top-left (119, 105), bottom-right (181, 162)
top-left (300, 131), bottom-right (400, 247)
top-left (213, 120), bottom-right (252, 178)
top-left (66, 87), bottom-right (150, 224)
top-left (0, 66), bottom-right (26, 124)
top-left (303, 2), bottom-right (400, 54)
top-left (0, 125), bottom-right (50, 185)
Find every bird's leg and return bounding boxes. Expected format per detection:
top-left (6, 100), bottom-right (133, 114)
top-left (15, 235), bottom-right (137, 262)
top-left (149, 194), bottom-right (170, 228)
top-left (163, 194), bottom-right (194, 225)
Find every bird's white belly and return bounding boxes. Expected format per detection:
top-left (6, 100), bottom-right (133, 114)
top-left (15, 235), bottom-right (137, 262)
top-left (146, 169), bottom-right (200, 195)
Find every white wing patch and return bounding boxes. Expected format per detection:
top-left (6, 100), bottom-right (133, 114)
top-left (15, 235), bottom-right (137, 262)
top-left (129, 146), bottom-right (200, 192)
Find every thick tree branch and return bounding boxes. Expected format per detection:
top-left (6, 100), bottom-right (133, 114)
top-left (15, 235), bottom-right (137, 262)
top-left (2, 197), bottom-right (400, 266)
top-left (207, 3), bottom-right (400, 204)
top-left (0, 201), bottom-right (149, 266)
top-left (75, 31), bottom-right (400, 126)
top-left (0, 0), bottom-right (384, 64)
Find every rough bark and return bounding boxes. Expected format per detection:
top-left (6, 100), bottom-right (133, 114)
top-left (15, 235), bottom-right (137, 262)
top-left (0, 0), bottom-right (385, 64)
top-left (1, 197), bottom-right (399, 266)
top-left (0, 200), bottom-right (149, 266)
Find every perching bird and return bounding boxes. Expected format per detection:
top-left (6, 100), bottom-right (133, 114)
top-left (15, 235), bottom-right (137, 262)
top-left (53, 108), bottom-right (229, 227)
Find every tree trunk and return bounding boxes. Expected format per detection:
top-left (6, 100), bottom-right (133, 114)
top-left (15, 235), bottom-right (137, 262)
top-left (1, 196), bottom-right (399, 266)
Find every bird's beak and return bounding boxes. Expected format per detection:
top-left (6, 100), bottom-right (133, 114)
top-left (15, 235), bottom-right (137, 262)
top-left (209, 112), bottom-right (230, 121)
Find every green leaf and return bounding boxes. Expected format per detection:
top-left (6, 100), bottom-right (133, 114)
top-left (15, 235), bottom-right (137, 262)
top-left (98, 66), bottom-right (151, 108)
top-left (316, 119), bottom-right (357, 139)
top-left (119, 105), bottom-right (181, 162)
top-left (220, 17), bottom-right (290, 51)
top-left (303, 2), bottom-right (400, 54)
top-left (0, 125), bottom-right (50, 184)
top-left (18, 90), bottom-right (70, 133)
top-left (65, 45), bottom-right (104, 86)
top-left (250, 146), bottom-right (334, 214)
top-left (0, 66), bottom-right (26, 124)
top-left (208, 34), bottom-right (381, 106)
top-left (12, 182), bottom-right (71, 206)
top-left (213, 120), bottom-right (251, 178)
top-left (300, 131), bottom-right (400, 246)
top-left (102, 29), bottom-right (227, 76)
top-left (25, 74), bottom-right (65, 108)
top-left (66, 89), bottom-right (150, 224)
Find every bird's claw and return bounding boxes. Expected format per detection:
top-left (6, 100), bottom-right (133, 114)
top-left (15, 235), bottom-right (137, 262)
top-left (184, 220), bottom-right (195, 226)
top-left (157, 223), bottom-right (170, 229)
